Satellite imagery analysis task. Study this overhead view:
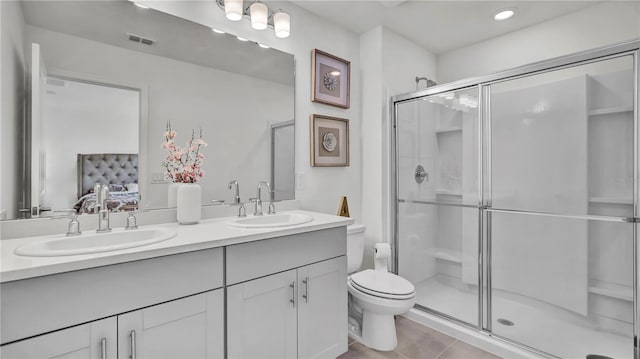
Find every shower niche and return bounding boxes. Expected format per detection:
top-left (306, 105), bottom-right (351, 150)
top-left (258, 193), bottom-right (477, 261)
top-left (394, 45), bottom-right (638, 359)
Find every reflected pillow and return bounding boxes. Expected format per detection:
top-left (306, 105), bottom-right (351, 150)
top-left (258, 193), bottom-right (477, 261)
top-left (126, 183), bottom-right (139, 193)
top-left (109, 184), bottom-right (127, 192)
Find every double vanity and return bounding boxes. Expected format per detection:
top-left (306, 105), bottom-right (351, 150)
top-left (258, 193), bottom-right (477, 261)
top-left (0, 211), bottom-right (352, 359)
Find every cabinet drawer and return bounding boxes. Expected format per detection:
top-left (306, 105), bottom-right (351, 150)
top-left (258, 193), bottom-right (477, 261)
top-left (1, 248), bottom-right (223, 344)
top-left (226, 227), bottom-right (346, 285)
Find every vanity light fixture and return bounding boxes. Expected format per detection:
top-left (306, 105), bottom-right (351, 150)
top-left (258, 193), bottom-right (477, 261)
top-left (494, 9), bottom-right (515, 21)
top-left (272, 10), bottom-right (290, 38)
top-left (225, 0), bottom-right (244, 21)
top-left (250, 2), bottom-right (268, 30)
top-left (212, 28), bottom-right (226, 34)
top-left (217, 0), bottom-right (291, 38)
top-left (236, 36), bottom-right (249, 42)
top-left (258, 43), bottom-right (270, 49)
top-left (133, 2), bottom-right (149, 9)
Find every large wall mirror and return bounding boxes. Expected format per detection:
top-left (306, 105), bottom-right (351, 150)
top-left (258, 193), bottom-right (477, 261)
top-left (0, 0), bottom-right (295, 220)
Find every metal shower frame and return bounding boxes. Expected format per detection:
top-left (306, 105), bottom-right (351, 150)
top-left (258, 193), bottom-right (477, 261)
top-left (390, 40), bottom-right (640, 358)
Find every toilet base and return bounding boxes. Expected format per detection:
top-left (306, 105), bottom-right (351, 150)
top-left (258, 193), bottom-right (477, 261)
top-left (361, 312), bottom-right (398, 351)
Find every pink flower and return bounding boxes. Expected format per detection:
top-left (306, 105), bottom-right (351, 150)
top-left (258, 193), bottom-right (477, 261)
top-left (162, 122), bottom-right (206, 183)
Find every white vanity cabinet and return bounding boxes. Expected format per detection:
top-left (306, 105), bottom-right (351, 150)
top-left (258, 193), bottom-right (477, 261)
top-left (227, 269), bottom-right (299, 359)
top-left (1, 220), bottom-right (350, 359)
top-left (226, 227), bottom-right (348, 359)
top-left (1, 317), bottom-right (117, 359)
top-left (1, 290), bottom-right (224, 359)
top-left (117, 289), bottom-right (224, 359)
top-left (296, 257), bottom-right (347, 359)
top-left (1, 248), bottom-right (225, 359)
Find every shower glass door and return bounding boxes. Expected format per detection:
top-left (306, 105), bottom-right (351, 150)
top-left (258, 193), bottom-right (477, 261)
top-left (396, 87), bottom-right (480, 327)
top-left (488, 54), bottom-right (635, 358)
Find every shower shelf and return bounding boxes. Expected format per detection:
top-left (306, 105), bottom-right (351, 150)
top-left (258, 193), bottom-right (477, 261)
top-left (588, 282), bottom-right (632, 302)
top-left (435, 189), bottom-right (462, 196)
top-left (434, 126), bottom-right (462, 134)
top-left (430, 249), bottom-right (462, 264)
top-left (587, 106), bottom-right (633, 116)
top-left (588, 197), bottom-right (633, 205)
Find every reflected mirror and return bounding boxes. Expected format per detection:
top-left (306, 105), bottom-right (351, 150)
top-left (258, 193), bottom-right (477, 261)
top-left (0, 0), bottom-right (295, 220)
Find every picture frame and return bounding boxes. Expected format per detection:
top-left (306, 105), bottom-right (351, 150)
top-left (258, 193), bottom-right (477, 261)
top-left (311, 49), bottom-right (350, 109)
top-left (310, 114), bottom-right (349, 167)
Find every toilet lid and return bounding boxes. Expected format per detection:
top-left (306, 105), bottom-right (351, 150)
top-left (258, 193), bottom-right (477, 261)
top-left (350, 269), bottom-right (415, 297)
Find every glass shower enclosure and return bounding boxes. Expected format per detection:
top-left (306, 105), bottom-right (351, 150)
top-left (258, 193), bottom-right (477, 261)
top-left (392, 41), bottom-right (639, 358)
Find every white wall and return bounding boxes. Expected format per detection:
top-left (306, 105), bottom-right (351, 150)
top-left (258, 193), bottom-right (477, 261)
top-left (143, 1), bottom-right (364, 222)
top-left (360, 26), bottom-right (437, 268)
top-left (26, 24), bottom-right (293, 210)
top-left (42, 79), bottom-right (139, 210)
top-left (438, 1), bottom-right (640, 83)
top-left (0, 1), bottom-right (26, 220)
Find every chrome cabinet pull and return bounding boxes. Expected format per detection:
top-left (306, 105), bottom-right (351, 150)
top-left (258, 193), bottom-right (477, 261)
top-left (302, 277), bottom-right (309, 303)
top-left (130, 330), bottom-right (136, 359)
top-left (100, 338), bottom-right (107, 359)
top-left (289, 281), bottom-right (295, 307)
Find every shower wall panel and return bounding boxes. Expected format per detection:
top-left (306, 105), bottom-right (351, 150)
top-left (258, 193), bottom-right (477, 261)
top-left (490, 74), bottom-right (589, 315)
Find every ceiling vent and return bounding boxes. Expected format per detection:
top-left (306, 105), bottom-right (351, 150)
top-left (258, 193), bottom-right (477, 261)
top-left (128, 33), bottom-right (154, 46)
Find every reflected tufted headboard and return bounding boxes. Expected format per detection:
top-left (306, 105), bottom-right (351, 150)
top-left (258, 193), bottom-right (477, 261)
top-left (77, 153), bottom-right (139, 197)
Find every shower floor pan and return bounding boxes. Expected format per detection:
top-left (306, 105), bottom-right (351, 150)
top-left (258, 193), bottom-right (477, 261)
top-left (414, 278), bottom-right (631, 359)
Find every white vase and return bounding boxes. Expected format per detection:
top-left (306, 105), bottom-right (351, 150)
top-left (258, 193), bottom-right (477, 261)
top-left (167, 182), bottom-right (180, 208)
top-left (177, 183), bottom-right (201, 225)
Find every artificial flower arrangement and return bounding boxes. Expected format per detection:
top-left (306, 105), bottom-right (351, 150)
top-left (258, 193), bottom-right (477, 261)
top-left (162, 122), bottom-right (207, 183)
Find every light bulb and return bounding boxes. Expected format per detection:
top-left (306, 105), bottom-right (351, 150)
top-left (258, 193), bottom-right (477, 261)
top-left (225, 0), bottom-right (243, 21)
top-left (250, 2), bottom-right (268, 30)
top-left (273, 11), bottom-right (290, 38)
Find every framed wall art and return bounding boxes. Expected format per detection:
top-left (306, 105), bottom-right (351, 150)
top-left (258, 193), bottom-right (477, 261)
top-left (311, 49), bottom-right (350, 109)
top-left (310, 114), bottom-right (349, 167)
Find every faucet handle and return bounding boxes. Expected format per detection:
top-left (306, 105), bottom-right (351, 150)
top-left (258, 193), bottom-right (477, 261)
top-left (66, 214), bottom-right (82, 236)
top-left (125, 211), bottom-right (138, 230)
top-left (237, 203), bottom-right (247, 218)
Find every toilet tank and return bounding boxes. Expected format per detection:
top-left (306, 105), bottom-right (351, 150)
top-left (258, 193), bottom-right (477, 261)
top-left (347, 224), bottom-right (365, 274)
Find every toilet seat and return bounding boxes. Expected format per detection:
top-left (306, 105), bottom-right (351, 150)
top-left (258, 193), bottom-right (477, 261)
top-left (350, 269), bottom-right (415, 300)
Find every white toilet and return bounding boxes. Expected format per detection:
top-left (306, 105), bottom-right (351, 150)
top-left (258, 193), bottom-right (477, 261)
top-left (346, 224), bottom-right (416, 351)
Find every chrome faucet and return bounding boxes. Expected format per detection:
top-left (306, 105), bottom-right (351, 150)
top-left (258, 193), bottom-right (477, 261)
top-left (228, 180), bottom-right (246, 217)
top-left (254, 181), bottom-right (271, 216)
top-left (228, 180), bottom-right (241, 204)
top-left (95, 183), bottom-right (111, 233)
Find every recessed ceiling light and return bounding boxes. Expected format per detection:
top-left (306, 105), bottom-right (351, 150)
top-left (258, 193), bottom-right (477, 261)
top-left (211, 28), bottom-right (225, 34)
top-left (494, 9), bottom-right (515, 21)
top-left (133, 2), bottom-right (149, 9)
top-left (236, 36), bottom-right (249, 42)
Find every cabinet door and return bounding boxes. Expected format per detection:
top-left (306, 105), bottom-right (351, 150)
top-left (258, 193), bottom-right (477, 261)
top-left (0, 317), bottom-right (116, 359)
top-left (118, 289), bottom-right (224, 359)
top-left (298, 256), bottom-right (348, 359)
top-left (227, 269), bottom-right (297, 359)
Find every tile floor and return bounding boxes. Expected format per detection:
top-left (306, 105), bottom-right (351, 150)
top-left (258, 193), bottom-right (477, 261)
top-left (338, 317), bottom-right (502, 359)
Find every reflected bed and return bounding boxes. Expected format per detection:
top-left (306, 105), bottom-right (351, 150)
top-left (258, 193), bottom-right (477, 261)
top-left (74, 153), bottom-right (139, 214)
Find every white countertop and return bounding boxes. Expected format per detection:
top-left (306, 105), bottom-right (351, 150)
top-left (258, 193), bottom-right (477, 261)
top-left (0, 210), bottom-right (353, 283)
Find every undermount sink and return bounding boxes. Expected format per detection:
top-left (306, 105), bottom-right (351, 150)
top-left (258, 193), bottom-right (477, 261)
top-left (227, 213), bottom-right (313, 228)
top-left (14, 227), bottom-right (177, 257)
